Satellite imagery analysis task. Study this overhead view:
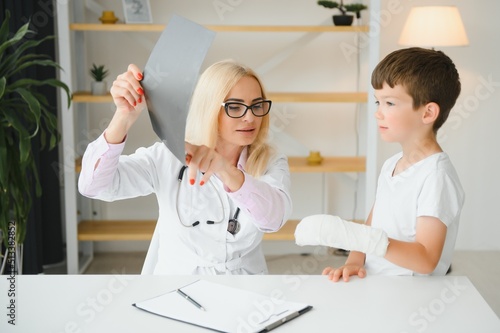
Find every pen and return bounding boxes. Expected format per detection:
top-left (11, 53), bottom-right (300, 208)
top-left (176, 288), bottom-right (206, 311)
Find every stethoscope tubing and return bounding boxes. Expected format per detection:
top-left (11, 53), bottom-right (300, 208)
top-left (175, 166), bottom-right (225, 227)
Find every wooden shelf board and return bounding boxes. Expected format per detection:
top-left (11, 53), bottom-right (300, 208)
top-left (263, 219), bottom-right (299, 241)
top-left (72, 91), bottom-right (112, 103)
top-left (77, 219), bottom-right (299, 241)
top-left (288, 156), bottom-right (366, 173)
top-left (72, 91), bottom-right (367, 104)
top-left (206, 25), bottom-right (370, 33)
top-left (268, 92), bottom-right (367, 103)
top-left (78, 220), bottom-right (156, 241)
top-left (70, 23), bottom-right (369, 33)
top-left (70, 23), bottom-right (165, 32)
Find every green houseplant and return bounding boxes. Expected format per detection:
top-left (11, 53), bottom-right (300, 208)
top-left (89, 63), bottom-right (109, 95)
top-left (318, 0), bottom-right (368, 26)
top-left (0, 10), bottom-right (71, 271)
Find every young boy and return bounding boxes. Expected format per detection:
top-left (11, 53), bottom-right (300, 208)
top-left (294, 47), bottom-right (465, 281)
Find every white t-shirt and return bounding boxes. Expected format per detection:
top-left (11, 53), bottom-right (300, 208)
top-left (365, 152), bottom-right (465, 276)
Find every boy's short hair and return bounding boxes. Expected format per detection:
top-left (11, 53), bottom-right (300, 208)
top-left (371, 47), bottom-right (461, 132)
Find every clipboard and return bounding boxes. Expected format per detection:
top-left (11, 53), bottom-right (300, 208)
top-left (132, 279), bottom-right (312, 332)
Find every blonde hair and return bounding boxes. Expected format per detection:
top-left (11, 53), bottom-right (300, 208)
top-left (185, 60), bottom-right (273, 177)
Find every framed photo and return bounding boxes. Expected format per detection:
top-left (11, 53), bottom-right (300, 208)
top-left (122, 0), bottom-right (152, 24)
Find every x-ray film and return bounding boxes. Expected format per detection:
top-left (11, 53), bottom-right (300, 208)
top-left (142, 15), bottom-right (215, 162)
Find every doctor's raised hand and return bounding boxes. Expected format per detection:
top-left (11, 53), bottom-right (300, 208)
top-left (78, 60), bottom-right (292, 275)
top-left (104, 64), bottom-right (146, 144)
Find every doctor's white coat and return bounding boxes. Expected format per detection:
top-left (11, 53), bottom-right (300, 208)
top-left (79, 139), bottom-right (292, 275)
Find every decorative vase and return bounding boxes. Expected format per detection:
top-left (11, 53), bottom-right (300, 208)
top-left (333, 15), bottom-right (354, 26)
top-left (307, 151), bottom-right (324, 166)
top-left (91, 81), bottom-right (107, 95)
top-left (99, 11), bottom-right (119, 24)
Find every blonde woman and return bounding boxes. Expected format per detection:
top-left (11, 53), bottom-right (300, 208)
top-left (78, 60), bottom-right (292, 275)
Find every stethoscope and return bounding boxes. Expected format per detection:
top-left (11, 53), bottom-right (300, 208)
top-left (176, 166), bottom-right (241, 235)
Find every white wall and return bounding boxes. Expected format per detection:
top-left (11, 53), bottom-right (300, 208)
top-left (79, 0), bottom-right (500, 252)
top-left (378, 0), bottom-right (500, 250)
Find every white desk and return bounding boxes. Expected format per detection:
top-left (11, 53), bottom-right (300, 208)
top-left (1, 275), bottom-right (498, 333)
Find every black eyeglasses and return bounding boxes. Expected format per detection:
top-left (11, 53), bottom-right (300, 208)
top-left (221, 100), bottom-right (272, 119)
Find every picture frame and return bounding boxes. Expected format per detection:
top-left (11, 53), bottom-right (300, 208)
top-left (122, 0), bottom-right (152, 24)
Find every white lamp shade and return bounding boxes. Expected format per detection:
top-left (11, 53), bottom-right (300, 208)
top-left (399, 6), bottom-right (469, 47)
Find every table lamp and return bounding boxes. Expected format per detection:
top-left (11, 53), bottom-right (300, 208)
top-left (398, 6), bottom-right (469, 48)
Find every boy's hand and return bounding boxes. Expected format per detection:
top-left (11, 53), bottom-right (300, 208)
top-left (294, 214), bottom-right (389, 257)
top-left (323, 265), bottom-right (366, 282)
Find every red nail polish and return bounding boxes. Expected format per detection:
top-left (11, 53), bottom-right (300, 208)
top-left (137, 88), bottom-right (144, 95)
top-left (137, 73), bottom-right (143, 80)
top-left (133, 101), bottom-right (137, 106)
top-left (189, 179), bottom-right (195, 185)
top-left (199, 181), bottom-right (205, 186)
top-left (138, 97), bottom-right (142, 103)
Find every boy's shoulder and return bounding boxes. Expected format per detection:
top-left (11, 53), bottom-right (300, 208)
top-left (381, 151), bottom-right (459, 181)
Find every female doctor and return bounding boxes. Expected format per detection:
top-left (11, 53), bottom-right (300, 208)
top-left (78, 60), bottom-right (292, 275)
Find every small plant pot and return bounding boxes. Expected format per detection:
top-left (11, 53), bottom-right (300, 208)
top-left (333, 15), bottom-right (354, 26)
top-left (91, 81), bottom-right (107, 95)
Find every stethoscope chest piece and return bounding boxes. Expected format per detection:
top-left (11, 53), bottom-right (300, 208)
top-left (227, 208), bottom-right (241, 235)
top-left (177, 165), bottom-right (241, 235)
top-left (227, 218), bottom-right (240, 235)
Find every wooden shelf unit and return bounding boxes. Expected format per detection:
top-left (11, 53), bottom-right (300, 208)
top-left (70, 23), bottom-right (369, 33)
top-left (58, 2), bottom-right (380, 274)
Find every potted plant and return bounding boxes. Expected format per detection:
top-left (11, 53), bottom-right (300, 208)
top-left (90, 63), bottom-right (109, 95)
top-left (317, 0), bottom-right (368, 26)
top-left (0, 11), bottom-right (71, 273)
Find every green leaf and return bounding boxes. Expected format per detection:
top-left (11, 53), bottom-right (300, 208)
top-left (0, 196), bottom-right (9, 248)
top-left (0, 10), bottom-right (11, 45)
top-left (0, 35), bottom-right (55, 74)
top-left (10, 164), bottom-right (31, 244)
top-left (8, 79), bottom-right (71, 107)
top-left (0, 125), bottom-right (8, 187)
top-left (0, 21), bottom-right (32, 58)
top-left (0, 39), bottom-right (52, 76)
top-left (0, 76), bottom-right (5, 99)
top-left (15, 87), bottom-right (42, 121)
top-left (90, 64), bottom-right (109, 81)
top-left (7, 59), bottom-right (63, 79)
top-left (33, 91), bottom-right (49, 105)
top-left (2, 109), bottom-right (31, 135)
top-left (18, 134), bottom-right (31, 164)
top-left (42, 78), bottom-right (72, 108)
top-left (41, 109), bottom-right (59, 150)
top-left (30, 156), bottom-right (42, 197)
top-left (2, 109), bottom-right (33, 163)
